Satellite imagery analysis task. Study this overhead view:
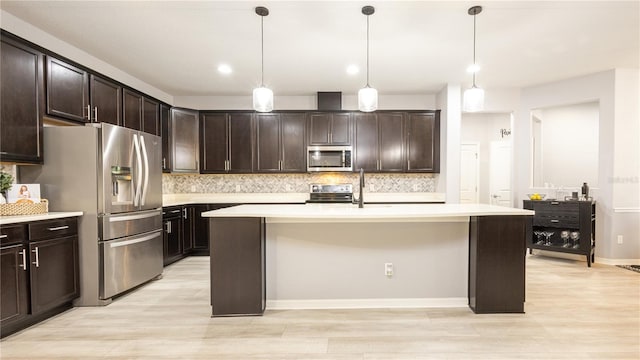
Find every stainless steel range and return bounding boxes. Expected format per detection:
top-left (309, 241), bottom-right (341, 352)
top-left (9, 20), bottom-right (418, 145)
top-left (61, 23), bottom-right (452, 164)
top-left (307, 184), bottom-right (353, 203)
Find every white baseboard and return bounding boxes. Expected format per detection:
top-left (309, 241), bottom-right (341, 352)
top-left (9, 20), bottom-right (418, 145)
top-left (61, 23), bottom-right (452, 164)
top-left (529, 250), bottom-right (639, 265)
top-left (266, 297), bottom-right (468, 310)
top-left (594, 257), bottom-right (640, 266)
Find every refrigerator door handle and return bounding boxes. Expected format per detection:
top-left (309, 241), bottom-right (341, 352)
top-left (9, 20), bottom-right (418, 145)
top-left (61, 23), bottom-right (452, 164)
top-left (108, 211), bottom-right (161, 222)
top-left (132, 134), bottom-right (143, 207)
top-left (140, 135), bottom-right (149, 206)
top-left (109, 232), bottom-right (160, 248)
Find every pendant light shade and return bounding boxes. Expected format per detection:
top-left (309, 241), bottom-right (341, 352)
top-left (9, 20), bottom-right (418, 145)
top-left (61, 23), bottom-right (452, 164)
top-left (463, 86), bottom-right (485, 112)
top-left (253, 6), bottom-right (273, 112)
top-left (358, 6), bottom-right (377, 112)
top-left (358, 86), bottom-right (378, 112)
top-left (463, 5), bottom-right (484, 112)
top-left (253, 86), bottom-right (273, 112)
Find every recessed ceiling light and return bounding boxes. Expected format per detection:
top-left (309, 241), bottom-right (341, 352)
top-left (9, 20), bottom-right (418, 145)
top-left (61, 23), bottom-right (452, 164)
top-left (346, 64), bottom-right (359, 75)
top-left (466, 64), bottom-right (481, 73)
top-left (218, 64), bottom-right (233, 75)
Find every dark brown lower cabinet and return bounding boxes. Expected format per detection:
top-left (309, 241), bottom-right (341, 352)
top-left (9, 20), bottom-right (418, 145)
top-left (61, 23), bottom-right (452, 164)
top-left (163, 211), bottom-right (183, 266)
top-left (1, 217), bottom-right (80, 338)
top-left (210, 217), bottom-right (265, 316)
top-left (29, 236), bottom-right (79, 315)
top-left (0, 244), bottom-right (29, 328)
top-left (468, 215), bottom-right (529, 314)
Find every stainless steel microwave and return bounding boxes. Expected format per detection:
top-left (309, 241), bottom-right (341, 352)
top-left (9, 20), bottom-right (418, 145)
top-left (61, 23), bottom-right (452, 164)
top-left (307, 146), bottom-right (353, 172)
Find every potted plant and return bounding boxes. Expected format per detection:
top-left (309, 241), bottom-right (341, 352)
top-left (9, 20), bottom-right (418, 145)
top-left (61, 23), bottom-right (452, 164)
top-left (0, 170), bottom-right (14, 204)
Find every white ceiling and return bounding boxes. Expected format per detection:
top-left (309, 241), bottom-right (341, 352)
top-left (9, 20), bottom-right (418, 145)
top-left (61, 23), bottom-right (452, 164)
top-left (1, 1), bottom-right (638, 97)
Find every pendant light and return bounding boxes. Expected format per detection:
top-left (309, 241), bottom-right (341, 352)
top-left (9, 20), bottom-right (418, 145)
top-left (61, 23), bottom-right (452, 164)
top-left (253, 6), bottom-right (273, 112)
top-left (463, 5), bottom-right (484, 112)
top-left (358, 5), bottom-right (377, 112)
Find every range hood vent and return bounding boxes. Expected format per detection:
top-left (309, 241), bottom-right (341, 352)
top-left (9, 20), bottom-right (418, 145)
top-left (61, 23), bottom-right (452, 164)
top-left (317, 92), bottom-right (342, 111)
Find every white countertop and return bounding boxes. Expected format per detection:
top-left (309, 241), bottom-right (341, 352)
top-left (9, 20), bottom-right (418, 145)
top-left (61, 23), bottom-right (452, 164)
top-left (202, 203), bottom-right (533, 222)
top-left (162, 192), bottom-right (446, 207)
top-left (0, 212), bottom-right (83, 225)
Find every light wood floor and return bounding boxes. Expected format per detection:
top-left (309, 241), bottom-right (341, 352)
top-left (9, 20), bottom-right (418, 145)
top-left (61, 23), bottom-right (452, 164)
top-left (1, 255), bottom-right (639, 359)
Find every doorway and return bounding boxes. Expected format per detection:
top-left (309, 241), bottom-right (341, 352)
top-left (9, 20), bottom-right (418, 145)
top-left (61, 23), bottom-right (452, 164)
top-left (490, 140), bottom-right (512, 206)
top-left (460, 143), bottom-right (479, 203)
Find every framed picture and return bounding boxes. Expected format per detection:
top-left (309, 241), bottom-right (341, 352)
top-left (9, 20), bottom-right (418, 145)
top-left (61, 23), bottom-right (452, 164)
top-left (7, 184), bottom-right (41, 204)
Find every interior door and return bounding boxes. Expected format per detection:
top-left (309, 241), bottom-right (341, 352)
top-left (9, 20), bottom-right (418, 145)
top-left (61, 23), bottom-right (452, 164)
top-left (460, 143), bottom-right (479, 204)
top-left (490, 141), bottom-right (512, 206)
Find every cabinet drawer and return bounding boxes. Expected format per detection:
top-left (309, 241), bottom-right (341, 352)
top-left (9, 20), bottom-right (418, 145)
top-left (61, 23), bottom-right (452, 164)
top-left (533, 213), bottom-right (579, 228)
top-left (29, 218), bottom-right (78, 241)
top-left (530, 201), bottom-right (579, 213)
top-left (0, 224), bottom-right (27, 246)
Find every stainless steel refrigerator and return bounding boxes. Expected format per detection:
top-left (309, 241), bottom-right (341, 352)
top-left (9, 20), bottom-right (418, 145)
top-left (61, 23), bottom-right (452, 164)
top-left (21, 123), bottom-right (163, 306)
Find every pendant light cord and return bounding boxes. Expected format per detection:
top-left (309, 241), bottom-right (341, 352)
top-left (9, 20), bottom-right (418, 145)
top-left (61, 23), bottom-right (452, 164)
top-left (261, 15), bottom-right (265, 87)
top-left (366, 14), bottom-right (370, 87)
top-left (472, 12), bottom-right (477, 87)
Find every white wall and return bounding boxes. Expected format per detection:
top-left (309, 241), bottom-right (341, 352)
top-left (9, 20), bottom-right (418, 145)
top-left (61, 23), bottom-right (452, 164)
top-left (515, 69), bottom-right (640, 262)
top-left (535, 102), bottom-right (599, 188)
top-left (461, 113), bottom-right (512, 204)
top-left (174, 94), bottom-right (437, 110)
top-left (0, 10), bottom-right (173, 104)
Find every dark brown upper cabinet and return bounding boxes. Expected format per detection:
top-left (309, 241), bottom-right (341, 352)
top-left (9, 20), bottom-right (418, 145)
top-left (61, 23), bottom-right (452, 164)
top-left (171, 108), bottom-right (199, 173)
top-left (406, 112), bottom-right (440, 173)
top-left (354, 112), bottom-right (405, 172)
top-left (142, 97), bottom-right (159, 136)
top-left (0, 34), bottom-right (44, 164)
top-left (160, 103), bottom-right (172, 173)
top-left (200, 112), bottom-right (253, 173)
top-left (45, 56), bottom-right (89, 122)
top-left (122, 89), bottom-right (143, 131)
top-left (378, 112), bottom-right (405, 171)
top-left (89, 74), bottom-right (121, 126)
top-left (255, 112), bottom-right (306, 173)
top-left (308, 112), bottom-right (351, 145)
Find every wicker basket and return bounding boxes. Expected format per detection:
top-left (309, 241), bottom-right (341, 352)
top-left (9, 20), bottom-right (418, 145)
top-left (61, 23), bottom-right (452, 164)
top-left (0, 199), bottom-right (48, 216)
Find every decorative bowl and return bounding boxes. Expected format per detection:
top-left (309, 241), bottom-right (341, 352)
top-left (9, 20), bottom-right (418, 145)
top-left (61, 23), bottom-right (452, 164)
top-left (527, 193), bottom-right (547, 201)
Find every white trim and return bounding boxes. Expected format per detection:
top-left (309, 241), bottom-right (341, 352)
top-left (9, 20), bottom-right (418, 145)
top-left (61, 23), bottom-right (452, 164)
top-left (594, 257), bottom-right (640, 266)
top-left (266, 298), bottom-right (468, 310)
top-left (613, 207), bottom-right (640, 213)
top-left (530, 250), bottom-right (640, 266)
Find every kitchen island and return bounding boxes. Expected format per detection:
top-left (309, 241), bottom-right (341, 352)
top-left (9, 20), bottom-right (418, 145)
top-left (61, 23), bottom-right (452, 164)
top-left (203, 203), bottom-right (533, 316)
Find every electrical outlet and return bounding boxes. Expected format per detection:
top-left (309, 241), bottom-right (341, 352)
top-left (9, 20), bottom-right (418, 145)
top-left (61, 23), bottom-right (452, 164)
top-left (235, 185), bottom-right (241, 192)
top-left (413, 184), bottom-right (419, 192)
top-left (285, 184), bottom-right (292, 192)
top-left (190, 185), bottom-right (196, 192)
top-left (369, 184), bottom-right (375, 192)
top-left (617, 235), bottom-right (623, 244)
top-left (384, 263), bottom-right (393, 276)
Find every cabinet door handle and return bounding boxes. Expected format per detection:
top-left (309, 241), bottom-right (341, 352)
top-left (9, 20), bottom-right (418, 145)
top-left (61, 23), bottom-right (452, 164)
top-left (170, 210), bottom-right (181, 214)
top-left (32, 247), bottom-right (39, 267)
top-left (550, 219), bottom-right (559, 223)
top-left (162, 158), bottom-right (166, 169)
top-left (19, 250), bottom-right (27, 271)
top-left (183, 208), bottom-right (187, 219)
top-left (93, 107), bottom-right (98, 122)
top-left (47, 226), bottom-right (69, 231)
top-left (166, 221), bottom-right (172, 234)
top-left (551, 201), bottom-right (559, 205)
top-left (0, 234), bottom-right (7, 239)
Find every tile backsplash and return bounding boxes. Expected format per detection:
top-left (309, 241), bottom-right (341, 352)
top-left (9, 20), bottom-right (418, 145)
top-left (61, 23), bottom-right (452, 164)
top-left (163, 173), bottom-right (438, 194)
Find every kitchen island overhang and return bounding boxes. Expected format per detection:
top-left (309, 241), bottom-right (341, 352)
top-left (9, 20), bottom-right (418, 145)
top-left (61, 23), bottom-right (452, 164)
top-left (203, 203), bottom-right (534, 316)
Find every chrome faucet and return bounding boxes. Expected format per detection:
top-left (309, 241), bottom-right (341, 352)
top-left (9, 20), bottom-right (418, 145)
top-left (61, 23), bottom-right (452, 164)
top-left (353, 168), bottom-right (365, 208)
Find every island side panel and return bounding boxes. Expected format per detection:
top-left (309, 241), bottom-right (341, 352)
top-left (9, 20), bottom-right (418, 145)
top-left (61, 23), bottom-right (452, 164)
top-left (265, 221), bottom-right (469, 305)
top-left (209, 217), bottom-right (266, 316)
top-left (468, 215), bottom-right (529, 314)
